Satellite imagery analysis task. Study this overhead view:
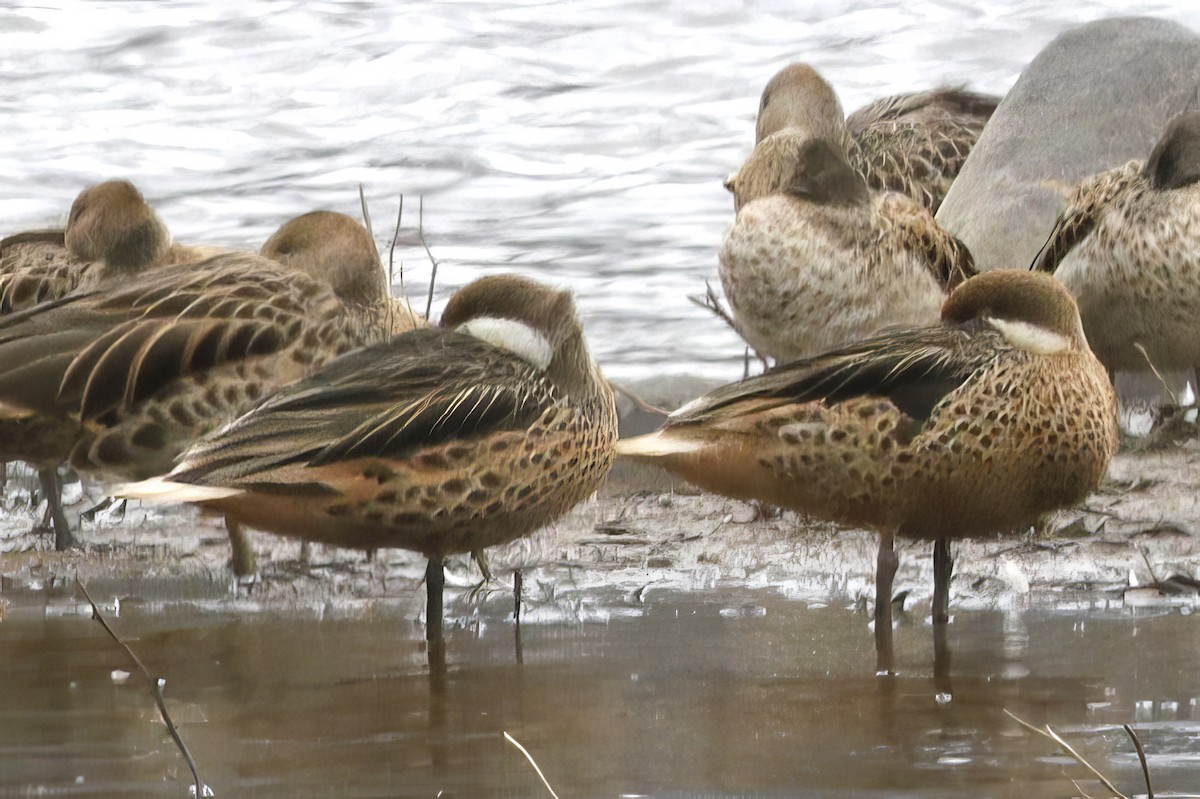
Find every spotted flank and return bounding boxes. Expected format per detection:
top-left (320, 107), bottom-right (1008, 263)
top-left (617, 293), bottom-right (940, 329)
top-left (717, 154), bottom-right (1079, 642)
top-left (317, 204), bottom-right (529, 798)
top-left (1030, 110), bottom-right (1200, 376)
top-left (121, 274), bottom-right (618, 560)
top-left (719, 118), bottom-right (976, 363)
top-left (619, 270), bottom-right (1117, 542)
top-left (740, 62), bottom-right (999, 213)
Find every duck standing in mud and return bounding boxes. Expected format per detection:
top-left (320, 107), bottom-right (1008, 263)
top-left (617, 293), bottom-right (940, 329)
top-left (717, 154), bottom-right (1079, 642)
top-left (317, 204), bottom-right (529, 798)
top-left (619, 270), bottom-right (1118, 676)
top-left (118, 274), bottom-right (618, 642)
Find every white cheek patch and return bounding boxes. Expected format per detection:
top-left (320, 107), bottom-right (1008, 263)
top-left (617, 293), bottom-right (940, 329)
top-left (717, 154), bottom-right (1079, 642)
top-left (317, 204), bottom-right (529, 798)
top-left (987, 317), bottom-right (1070, 355)
top-left (458, 316), bottom-right (553, 369)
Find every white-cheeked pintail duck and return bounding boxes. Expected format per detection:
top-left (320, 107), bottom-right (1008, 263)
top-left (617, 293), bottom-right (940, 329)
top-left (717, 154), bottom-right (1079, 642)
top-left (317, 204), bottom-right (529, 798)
top-left (619, 270), bottom-right (1118, 676)
top-left (118, 273), bottom-right (617, 640)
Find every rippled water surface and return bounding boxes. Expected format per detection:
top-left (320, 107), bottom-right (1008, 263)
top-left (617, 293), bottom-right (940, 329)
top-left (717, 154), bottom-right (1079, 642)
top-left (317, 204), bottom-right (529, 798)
top-left (5, 0), bottom-right (1200, 380)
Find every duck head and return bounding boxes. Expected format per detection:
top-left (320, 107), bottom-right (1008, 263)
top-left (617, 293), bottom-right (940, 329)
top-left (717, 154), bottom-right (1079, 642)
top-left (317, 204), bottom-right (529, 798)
top-left (65, 180), bottom-right (171, 272)
top-left (1144, 109), bottom-right (1200, 191)
top-left (440, 274), bottom-right (599, 395)
top-left (942, 269), bottom-right (1089, 354)
top-left (260, 210), bottom-right (388, 309)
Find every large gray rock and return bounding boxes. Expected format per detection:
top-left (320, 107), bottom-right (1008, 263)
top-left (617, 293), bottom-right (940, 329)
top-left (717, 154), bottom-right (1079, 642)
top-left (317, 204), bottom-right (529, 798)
top-left (937, 17), bottom-right (1200, 272)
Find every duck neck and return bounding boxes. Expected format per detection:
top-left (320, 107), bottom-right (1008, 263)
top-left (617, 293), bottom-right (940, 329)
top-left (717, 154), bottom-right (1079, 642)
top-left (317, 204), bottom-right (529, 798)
top-left (549, 331), bottom-right (608, 401)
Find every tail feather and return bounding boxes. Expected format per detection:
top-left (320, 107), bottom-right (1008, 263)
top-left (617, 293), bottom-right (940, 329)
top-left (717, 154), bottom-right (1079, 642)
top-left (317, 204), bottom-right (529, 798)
top-left (112, 476), bottom-right (242, 503)
top-left (615, 431), bottom-right (705, 460)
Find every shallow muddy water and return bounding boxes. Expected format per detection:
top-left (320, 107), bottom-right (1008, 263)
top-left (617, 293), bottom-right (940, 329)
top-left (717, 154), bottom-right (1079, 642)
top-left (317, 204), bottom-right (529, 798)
top-left (4, 441), bottom-right (1200, 798)
top-left (2, 584), bottom-right (1199, 798)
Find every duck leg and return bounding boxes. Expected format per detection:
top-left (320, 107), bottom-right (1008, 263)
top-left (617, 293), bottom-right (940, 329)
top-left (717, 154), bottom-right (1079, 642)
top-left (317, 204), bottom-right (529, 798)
top-left (225, 517), bottom-right (257, 578)
top-left (426, 555), bottom-right (445, 642)
top-left (38, 468), bottom-right (76, 551)
top-left (875, 529), bottom-right (899, 675)
top-left (932, 539), bottom-right (954, 694)
top-left (932, 539), bottom-right (953, 624)
top-left (513, 568), bottom-right (523, 624)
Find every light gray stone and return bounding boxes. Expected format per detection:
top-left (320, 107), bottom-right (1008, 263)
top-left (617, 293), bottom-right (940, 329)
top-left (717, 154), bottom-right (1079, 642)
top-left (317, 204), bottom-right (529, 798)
top-left (937, 17), bottom-right (1200, 272)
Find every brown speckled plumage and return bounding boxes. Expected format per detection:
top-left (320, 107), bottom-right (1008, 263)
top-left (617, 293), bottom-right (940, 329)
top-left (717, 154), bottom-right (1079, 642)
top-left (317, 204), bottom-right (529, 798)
top-left (123, 274), bottom-right (617, 637)
top-left (1031, 111), bottom-right (1200, 376)
top-left (0, 180), bottom-right (227, 313)
top-left (260, 209), bottom-right (426, 335)
top-left (720, 134), bottom-right (975, 363)
top-left (0, 211), bottom-right (399, 485)
top-left (620, 271), bottom-right (1117, 671)
top-left (740, 63), bottom-right (999, 213)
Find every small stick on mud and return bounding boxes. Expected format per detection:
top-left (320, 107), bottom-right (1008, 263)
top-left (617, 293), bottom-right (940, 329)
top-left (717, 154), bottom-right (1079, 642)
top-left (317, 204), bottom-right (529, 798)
top-left (1124, 724), bottom-right (1154, 799)
top-left (76, 577), bottom-right (210, 797)
top-left (503, 731), bottom-right (560, 799)
top-left (1003, 709), bottom-right (1126, 798)
top-left (1136, 545), bottom-right (1161, 586)
top-left (418, 196), bottom-right (439, 321)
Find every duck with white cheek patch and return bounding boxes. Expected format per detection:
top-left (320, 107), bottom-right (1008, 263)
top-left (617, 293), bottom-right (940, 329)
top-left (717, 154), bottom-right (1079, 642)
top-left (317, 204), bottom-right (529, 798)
top-left (619, 270), bottom-right (1118, 681)
top-left (118, 274), bottom-right (618, 642)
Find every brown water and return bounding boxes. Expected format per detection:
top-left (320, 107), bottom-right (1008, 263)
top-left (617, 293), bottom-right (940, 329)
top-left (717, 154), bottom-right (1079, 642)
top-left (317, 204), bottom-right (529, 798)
top-left (2, 577), bottom-right (1198, 798)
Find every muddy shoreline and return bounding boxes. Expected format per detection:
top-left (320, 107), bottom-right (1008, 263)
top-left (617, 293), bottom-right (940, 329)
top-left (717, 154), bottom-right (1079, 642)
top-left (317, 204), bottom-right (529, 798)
top-left (3, 436), bottom-right (1198, 625)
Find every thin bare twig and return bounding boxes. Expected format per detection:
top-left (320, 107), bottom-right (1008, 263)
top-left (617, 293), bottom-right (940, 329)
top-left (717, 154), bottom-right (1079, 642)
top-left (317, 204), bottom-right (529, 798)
top-left (608, 379), bottom-right (669, 416)
top-left (503, 731), bottom-right (560, 799)
top-left (1071, 778), bottom-right (1095, 799)
top-left (1124, 724), bottom-right (1154, 799)
top-left (76, 577), bottom-right (209, 796)
top-left (688, 280), bottom-right (740, 334)
top-left (383, 195), bottom-right (422, 331)
top-left (1134, 343), bottom-right (1179, 400)
top-left (1136, 546), bottom-right (1160, 587)
top-left (419, 196), bottom-right (439, 321)
top-left (1003, 709), bottom-right (1126, 798)
top-left (358, 183), bottom-right (373, 241)
top-left (390, 194), bottom-right (404, 289)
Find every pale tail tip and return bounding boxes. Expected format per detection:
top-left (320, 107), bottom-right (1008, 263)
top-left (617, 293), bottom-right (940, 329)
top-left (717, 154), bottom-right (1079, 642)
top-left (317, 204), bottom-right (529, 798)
top-left (615, 432), bottom-right (704, 460)
top-left (111, 477), bottom-right (242, 503)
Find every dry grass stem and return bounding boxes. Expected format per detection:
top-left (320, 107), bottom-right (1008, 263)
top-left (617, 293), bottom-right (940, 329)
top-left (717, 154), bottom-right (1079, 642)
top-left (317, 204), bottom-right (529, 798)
top-left (1136, 546), bottom-right (1161, 586)
top-left (419, 196), bottom-right (439, 321)
top-left (688, 280), bottom-right (740, 334)
top-left (1123, 724), bottom-right (1154, 799)
top-left (77, 577), bottom-right (209, 796)
top-left (358, 183), bottom-right (373, 241)
top-left (385, 194), bottom-right (421, 331)
top-left (1003, 709), bottom-right (1127, 798)
top-left (1134, 343), bottom-right (1180, 400)
top-left (390, 193), bottom-right (404, 288)
top-left (503, 731), bottom-right (560, 799)
top-left (609, 380), bottom-right (669, 416)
